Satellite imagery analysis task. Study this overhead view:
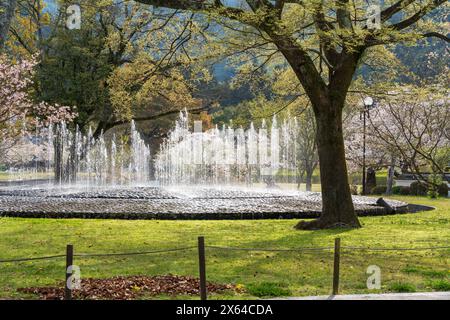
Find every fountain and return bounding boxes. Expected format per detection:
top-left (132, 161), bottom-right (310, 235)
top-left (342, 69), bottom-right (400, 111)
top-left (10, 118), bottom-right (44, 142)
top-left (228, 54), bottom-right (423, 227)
top-left (0, 110), bottom-right (408, 219)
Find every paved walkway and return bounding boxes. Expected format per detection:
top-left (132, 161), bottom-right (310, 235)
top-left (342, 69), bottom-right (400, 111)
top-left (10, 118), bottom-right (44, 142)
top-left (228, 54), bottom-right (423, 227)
top-left (279, 292), bottom-right (450, 300)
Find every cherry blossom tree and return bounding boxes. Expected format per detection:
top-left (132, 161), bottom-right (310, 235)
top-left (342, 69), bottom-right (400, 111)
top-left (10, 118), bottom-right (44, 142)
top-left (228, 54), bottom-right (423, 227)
top-left (368, 90), bottom-right (449, 184)
top-left (344, 88), bottom-right (449, 193)
top-left (344, 103), bottom-right (392, 191)
top-left (0, 54), bottom-right (76, 162)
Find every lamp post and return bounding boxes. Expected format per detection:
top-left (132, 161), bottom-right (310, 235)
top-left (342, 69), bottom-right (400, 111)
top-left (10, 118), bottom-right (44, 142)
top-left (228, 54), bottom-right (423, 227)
top-left (361, 96), bottom-right (374, 195)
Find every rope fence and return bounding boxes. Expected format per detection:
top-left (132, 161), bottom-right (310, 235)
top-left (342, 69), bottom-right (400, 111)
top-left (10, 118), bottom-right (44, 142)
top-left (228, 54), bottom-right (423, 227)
top-left (340, 245), bottom-right (450, 251)
top-left (206, 245), bottom-right (450, 252)
top-left (0, 237), bottom-right (448, 300)
top-left (2, 244), bottom-right (448, 264)
top-left (205, 245), bottom-right (334, 252)
top-left (73, 246), bottom-right (196, 258)
top-left (0, 254), bottom-right (66, 264)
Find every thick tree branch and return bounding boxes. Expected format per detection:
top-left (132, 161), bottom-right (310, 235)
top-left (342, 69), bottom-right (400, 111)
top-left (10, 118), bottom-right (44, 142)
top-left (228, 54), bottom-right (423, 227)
top-left (135, 0), bottom-right (261, 27)
top-left (364, 0), bottom-right (447, 47)
top-left (422, 32), bottom-right (450, 43)
top-left (105, 102), bottom-right (214, 133)
top-left (314, 1), bottom-right (339, 67)
top-left (391, 0), bottom-right (447, 31)
top-left (380, 0), bottom-right (415, 22)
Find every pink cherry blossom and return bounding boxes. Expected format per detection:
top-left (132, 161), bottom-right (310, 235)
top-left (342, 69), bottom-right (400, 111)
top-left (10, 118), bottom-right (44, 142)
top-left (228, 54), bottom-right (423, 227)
top-left (0, 55), bottom-right (77, 157)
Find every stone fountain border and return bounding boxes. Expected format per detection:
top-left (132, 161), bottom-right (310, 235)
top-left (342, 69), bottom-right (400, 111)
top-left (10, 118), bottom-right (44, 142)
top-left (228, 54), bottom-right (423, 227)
top-left (0, 185), bottom-right (415, 220)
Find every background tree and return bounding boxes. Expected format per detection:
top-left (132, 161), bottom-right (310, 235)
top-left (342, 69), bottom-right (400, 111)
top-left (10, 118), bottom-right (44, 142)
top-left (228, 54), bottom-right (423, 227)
top-left (343, 98), bottom-right (392, 191)
top-left (8, 0), bottom-right (214, 140)
top-left (0, 0), bottom-right (16, 49)
top-left (5, 0), bottom-right (50, 56)
top-left (294, 106), bottom-right (319, 191)
top-left (367, 88), bottom-right (449, 188)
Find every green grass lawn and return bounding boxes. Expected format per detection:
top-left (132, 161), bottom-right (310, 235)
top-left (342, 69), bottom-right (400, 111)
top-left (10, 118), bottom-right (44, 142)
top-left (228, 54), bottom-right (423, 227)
top-left (0, 172), bottom-right (52, 181)
top-left (0, 195), bottom-right (448, 299)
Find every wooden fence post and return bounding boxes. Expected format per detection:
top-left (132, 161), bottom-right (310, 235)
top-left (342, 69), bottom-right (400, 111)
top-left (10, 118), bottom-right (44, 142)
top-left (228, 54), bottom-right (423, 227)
top-left (65, 244), bottom-right (73, 300)
top-left (332, 238), bottom-right (341, 295)
top-left (198, 236), bottom-right (207, 300)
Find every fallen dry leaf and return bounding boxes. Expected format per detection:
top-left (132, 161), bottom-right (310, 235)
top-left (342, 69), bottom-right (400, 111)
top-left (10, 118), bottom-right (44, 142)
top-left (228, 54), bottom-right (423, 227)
top-left (18, 275), bottom-right (238, 300)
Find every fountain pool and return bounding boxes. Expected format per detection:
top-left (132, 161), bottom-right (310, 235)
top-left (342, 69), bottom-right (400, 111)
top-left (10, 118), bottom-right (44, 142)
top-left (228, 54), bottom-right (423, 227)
top-left (0, 110), bottom-right (409, 220)
top-left (0, 183), bottom-right (408, 219)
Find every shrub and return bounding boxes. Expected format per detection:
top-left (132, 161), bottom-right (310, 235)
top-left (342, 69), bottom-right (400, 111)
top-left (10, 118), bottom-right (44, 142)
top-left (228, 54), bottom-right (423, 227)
top-left (429, 280), bottom-right (450, 291)
top-left (402, 266), bottom-right (448, 278)
top-left (370, 185), bottom-right (387, 195)
top-left (246, 282), bottom-right (291, 297)
top-left (402, 266), bottom-right (421, 274)
top-left (410, 181), bottom-right (427, 196)
top-left (428, 190), bottom-right (438, 199)
top-left (392, 186), bottom-right (401, 195)
top-left (438, 183), bottom-right (448, 197)
top-left (388, 282), bottom-right (416, 293)
top-left (399, 186), bottom-right (410, 195)
top-left (427, 174), bottom-right (443, 198)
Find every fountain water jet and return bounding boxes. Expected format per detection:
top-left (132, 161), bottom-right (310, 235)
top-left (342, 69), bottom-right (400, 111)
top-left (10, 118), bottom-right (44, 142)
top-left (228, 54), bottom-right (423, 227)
top-left (4, 121), bottom-right (151, 189)
top-left (155, 110), bottom-right (301, 186)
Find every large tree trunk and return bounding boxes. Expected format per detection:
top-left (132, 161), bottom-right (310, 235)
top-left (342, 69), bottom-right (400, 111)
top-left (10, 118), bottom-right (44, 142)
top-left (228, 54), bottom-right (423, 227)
top-left (0, 0), bottom-right (16, 49)
top-left (269, 30), bottom-right (362, 229)
top-left (296, 102), bottom-right (360, 229)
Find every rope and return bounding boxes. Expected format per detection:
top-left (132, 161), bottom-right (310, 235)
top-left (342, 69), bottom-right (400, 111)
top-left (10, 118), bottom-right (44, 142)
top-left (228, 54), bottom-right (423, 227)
top-left (0, 244), bottom-right (447, 264)
top-left (0, 247), bottom-right (195, 264)
top-left (0, 254), bottom-right (66, 263)
top-left (342, 245), bottom-right (450, 252)
top-left (206, 245), bottom-right (450, 252)
top-left (206, 245), bottom-right (334, 252)
top-left (73, 246), bottom-right (196, 258)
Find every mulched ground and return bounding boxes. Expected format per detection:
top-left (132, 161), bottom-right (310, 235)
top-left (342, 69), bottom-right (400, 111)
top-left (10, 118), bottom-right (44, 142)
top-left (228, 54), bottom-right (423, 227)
top-left (18, 275), bottom-right (238, 300)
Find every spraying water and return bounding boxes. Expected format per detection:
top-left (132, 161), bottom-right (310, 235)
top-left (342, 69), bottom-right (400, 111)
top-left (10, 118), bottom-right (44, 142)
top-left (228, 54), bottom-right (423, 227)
top-left (5, 110), bottom-right (304, 188)
top-left (4, 121), bottom-right (151, 188)
top-left (155, 109), bottom-right (302, 186)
